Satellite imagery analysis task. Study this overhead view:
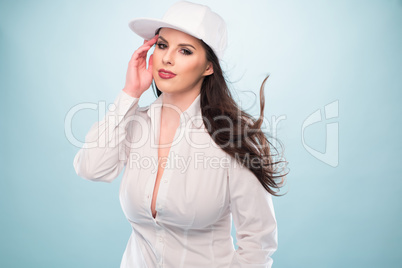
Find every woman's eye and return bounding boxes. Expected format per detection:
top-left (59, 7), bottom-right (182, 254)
top-left (181, 49), bottom-right (192, 55)
top-left (157, 43), bottom-right (167, 49)
top-left (156, 43), bottom-right (192, 55)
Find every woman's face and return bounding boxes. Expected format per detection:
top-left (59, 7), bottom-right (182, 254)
top-left (152, 28), bottom-right (213, 95)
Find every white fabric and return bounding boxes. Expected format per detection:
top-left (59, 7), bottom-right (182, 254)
top-left (73, 90), bottom-right (278, 268)
top-left (128, 1), bottom-right (228, 60)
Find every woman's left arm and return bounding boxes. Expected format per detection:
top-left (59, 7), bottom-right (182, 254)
top-left (228, 160), bottom-right (278, 268)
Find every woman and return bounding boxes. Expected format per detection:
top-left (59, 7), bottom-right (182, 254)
top-left (73, 1), bottom-right (287, 267)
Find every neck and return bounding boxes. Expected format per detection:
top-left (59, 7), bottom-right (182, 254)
top-left (160, 90), bottom-right (200, 124)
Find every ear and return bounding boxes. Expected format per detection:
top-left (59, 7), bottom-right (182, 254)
top-left (203, 62), bottom-right (214, 76)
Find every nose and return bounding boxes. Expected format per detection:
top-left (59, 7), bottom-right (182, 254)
top-left (162, 48), bottom-right (174, 65)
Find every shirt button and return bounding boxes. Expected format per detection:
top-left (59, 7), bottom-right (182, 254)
top-left (159, 237), bottom-right (163, 242)
top-left (164, 179), bottom-right (168, 183)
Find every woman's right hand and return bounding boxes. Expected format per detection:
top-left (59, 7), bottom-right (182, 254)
top-left (123, 35), bottom-right (159, 98)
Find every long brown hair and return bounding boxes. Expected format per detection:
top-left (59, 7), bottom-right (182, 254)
top-left (152, 31), bottom-right (288, 197)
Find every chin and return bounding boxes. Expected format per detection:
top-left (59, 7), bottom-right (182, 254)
top-left (155, 87), bottom-right (178, 94)
top-left (154, 80), bottom-right (177, 93)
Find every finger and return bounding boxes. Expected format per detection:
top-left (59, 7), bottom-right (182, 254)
top-left (148, 54), bottom-right (153, 72)
top-left (131, 36), bottom-right (158, 61)
top-left (131, 44), bottom-right (153, 60)
top-left (136, 37), bottom-right (157, 57)
top-left (138, 39), bottom-right (156, 52)
top-left (144, 35), bottom-right (159, 46)
top-left (137, 36), bottom-right (158, 53)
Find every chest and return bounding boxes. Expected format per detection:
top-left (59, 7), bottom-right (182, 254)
top-left (120, 122), bottom-right (230, 229)
top-left (157, 122), bottom-right (178, 169)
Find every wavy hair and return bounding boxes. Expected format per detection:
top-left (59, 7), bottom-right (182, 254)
top-left (152, 30), bottom-right (288, 196)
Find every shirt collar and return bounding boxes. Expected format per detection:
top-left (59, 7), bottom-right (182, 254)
top-left (137, 93), bottom-right (203, 129)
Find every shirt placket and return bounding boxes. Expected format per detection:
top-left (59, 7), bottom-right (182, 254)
top-left (155, 224), bottom-right (165, 267)
top-left (147, 116), bottom-right (187, 267)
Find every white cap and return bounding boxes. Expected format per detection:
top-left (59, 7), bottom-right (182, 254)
top-left (128, 1), bottom-right (228, 60)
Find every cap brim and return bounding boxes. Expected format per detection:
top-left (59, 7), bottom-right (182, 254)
top-left (128, 18), bottom-right (200, 40)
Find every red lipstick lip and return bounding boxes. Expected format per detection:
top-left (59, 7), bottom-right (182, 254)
top-left (158, 69), bottom-right (176, 79)
top-left (159, 69), bottom-right (176, 75)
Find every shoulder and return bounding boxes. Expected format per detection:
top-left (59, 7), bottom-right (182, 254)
top-left (137, 105), bottom-right (149, 113)
top-left (132, 104), bottom-right (151, 120)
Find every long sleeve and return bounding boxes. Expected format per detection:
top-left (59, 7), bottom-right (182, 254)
top-left (228, 160), bottom-right (278, 268)
top-left (73, 90), bottom-right (140, 183)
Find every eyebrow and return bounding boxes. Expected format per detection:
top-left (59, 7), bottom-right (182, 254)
top-left (158, 36), bottom-right (197, 50)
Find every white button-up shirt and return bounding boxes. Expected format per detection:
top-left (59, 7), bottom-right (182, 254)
top-left (73, 90), bottom-right (278, 267)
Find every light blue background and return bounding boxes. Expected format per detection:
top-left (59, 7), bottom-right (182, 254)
top-left (1, 0), bottom-right (401, 267)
